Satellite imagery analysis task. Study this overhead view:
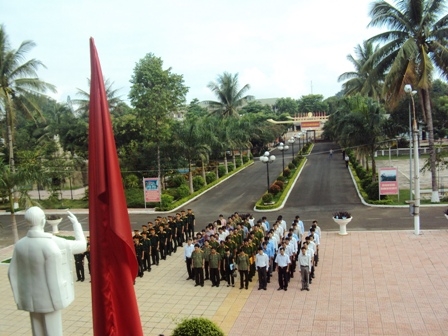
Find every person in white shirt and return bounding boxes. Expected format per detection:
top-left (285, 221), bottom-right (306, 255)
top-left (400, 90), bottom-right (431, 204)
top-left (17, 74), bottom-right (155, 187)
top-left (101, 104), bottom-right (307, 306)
top-left (255, 247), bottom-right (269, 290)
top-left (184, 238), bottom-right (195, 280)
top-left (277, 215), bottom-right (287, 233)
top-left (274, 247), bottom-right (291, 291)
top-left (298, 246), bottom-right (311, 291)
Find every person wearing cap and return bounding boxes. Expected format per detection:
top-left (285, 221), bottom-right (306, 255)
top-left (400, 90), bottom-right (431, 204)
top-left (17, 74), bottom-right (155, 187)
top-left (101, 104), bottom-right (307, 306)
top-left (141, 231), bottom-right (152, 272)
top-left (209, 247), bottom-right (222, 287)
top-left (186, 208), bottom-right (195, 240)
top-left (168, 216), bottom-right (177, 254)
top-left (175, 213), bottom-right (184, 247)
top-left (202, 240), bottom-right (211, 280)
top-left (298, 246), bottom-right (311, 291)
top-left (191, 244), bottom-right (205, 287)
top-left (149, 228), bottom-right (160, 266)
top-left (236, 248), bottom-right (250, 290)
top-left (133, 235), bottom-right (144, 278)
top-left (255, 247), bottom-right (269, 290)
top-left (275, 247), bottom-right (291, 291)
top-left (84, 236), bottom-right (91, 279)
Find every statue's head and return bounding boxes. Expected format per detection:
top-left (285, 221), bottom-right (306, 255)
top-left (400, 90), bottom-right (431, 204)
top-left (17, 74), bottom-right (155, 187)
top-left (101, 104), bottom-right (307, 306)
top-left (25, 206), bottom-right (46, 230)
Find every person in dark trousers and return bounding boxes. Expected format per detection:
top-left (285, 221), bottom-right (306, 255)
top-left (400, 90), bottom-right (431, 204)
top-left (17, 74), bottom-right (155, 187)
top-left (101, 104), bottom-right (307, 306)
top-left (84, 236), bottom-right (91, 277)
top-left (186, 208), bottom-right (195, 239)
top-left (133, 236), bottom-right (144, 278)
top-left (345, 154), bottom-right (349, 168)
top-left (236, 248), bottom-right (250, 290)
top-left (223, 248), bottom-right (235, 287)
top-left (74, 252), bottom-right (85, 282)
top-left (191, 244), bottom-right (205, 287)
top-left (255, 247), bottom-right (269, 290)
top-left (209, 247), bottom-right (221, 287)
top-left (275, 247), bottom-right (291, 291)
top-left (141, 231), bottom-right (151, 272)
top-left (149, 228), bottom-right (159, 266)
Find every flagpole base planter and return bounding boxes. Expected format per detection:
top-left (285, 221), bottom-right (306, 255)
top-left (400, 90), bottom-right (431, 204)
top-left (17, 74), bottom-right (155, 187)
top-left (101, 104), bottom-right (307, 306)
top-left (333, 217), bottom-right (352, 235)
top-left (47, 218), bottom-right (62, 234)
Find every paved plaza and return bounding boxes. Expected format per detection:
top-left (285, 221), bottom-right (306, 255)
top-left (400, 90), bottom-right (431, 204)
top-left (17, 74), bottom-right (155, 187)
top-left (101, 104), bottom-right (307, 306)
top-left (2, 229), bottom-right (448, 335)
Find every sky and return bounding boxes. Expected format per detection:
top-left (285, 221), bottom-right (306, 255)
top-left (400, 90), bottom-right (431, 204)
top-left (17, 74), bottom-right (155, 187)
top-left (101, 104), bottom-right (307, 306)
top-left (2, 0), bottom-right (384, 105)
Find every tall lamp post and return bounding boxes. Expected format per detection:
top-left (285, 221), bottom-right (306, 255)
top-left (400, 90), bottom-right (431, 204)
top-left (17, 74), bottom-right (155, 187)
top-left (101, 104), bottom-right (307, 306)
top-left (404, 84), bottom-right (420, 235)
top-left (288, 137), bottom-right (295, 159)
top-left (278, 142), bottom-right (289, 172)
top-left (260, 151), bottom-right (276, 192)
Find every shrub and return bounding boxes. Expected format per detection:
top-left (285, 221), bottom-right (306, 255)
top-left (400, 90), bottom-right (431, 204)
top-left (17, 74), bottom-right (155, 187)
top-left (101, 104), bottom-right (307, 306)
top-left (276, 175), bottom-right (286, 182)
top-left (282, 168), bottom-right (291, 178)
top-left (235, 158), bottom-right (242, 167)
top-left (262, 193), bottom-right (274, 203)
top-left (361, 175), bottom-right (373, 190)
top-left (206, 172), bottom-right (217, 184)
top-left (123, 174), bottom-right (139, 188)
top-left (177, 184), bottom-right (190, 198)
top-left (160, 194), bottom-right (174, 209)
top-left (242, 155), bottom-right (249, 163)
top-left (333, 211), bottom-right (351, 219)
top-left (169, 174), bottom-right (187, 188)
top-left (218, 165), bottom-right (226, 177)
top-left (274, 180), bottom-right (284, 190)
top-left (125, 188), bottom-right (145, 207)
top-left (292, 157), bottom-right (299, 166)
top-left (164, 188), bottom-right (179, 200)
top-left (288, 162), bottom-right (296, 170)
top-left (193, 176), bottom-right (205, 191)
top-left (172, 317), bottom-right (224, 336)
top-left (365, 181), bottom-right (379, 200)
top-left (269, 183), bottom-right (281, 195)
top-left (228, 163), bottom-right (234, 172)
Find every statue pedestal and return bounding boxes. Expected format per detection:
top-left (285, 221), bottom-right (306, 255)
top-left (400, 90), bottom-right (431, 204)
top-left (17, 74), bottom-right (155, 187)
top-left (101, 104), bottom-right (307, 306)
top-left (47, 218), bottom-right (62, 234)
top-left (333, 217), bottom-right (352, 235)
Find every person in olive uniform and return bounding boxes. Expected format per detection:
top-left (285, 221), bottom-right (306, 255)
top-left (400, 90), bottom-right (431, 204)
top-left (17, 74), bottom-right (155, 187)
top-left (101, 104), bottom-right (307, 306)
top-left (74, 252), bottom-right (85, 282)
top-left (236, 248), bottom-right (250, 290)
top-left (158, 225), bottom-right (168, 260)
top-left (202, 240), bottom-right (211, 280)
top-left (209, 247), bottom-right (222, 287)
top-left (191, 244), bottom-right (205, 287)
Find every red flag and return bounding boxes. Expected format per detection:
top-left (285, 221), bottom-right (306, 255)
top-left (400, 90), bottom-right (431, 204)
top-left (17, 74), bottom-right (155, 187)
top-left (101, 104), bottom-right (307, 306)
top-left (88, 38), bottom-right (143, 336)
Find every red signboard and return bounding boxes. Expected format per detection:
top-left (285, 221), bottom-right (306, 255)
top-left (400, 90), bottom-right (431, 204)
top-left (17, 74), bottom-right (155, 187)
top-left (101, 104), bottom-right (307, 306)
top-left (379, 167), bottom-right (399, 195)
top-left (301, 121), bottom-right (320, 128)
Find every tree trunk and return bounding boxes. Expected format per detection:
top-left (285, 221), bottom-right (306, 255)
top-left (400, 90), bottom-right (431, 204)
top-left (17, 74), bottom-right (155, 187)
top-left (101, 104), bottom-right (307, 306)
top-left (232, 151), bottom-right (236, 169)
top-left (421, 88), bottom-right (440, 202)
top-left (188, 160), bottom-right (193, 194)
top-left (202, 160), bottom-right (207, 185)
top-left (224, 154), bottom-right (228, 174)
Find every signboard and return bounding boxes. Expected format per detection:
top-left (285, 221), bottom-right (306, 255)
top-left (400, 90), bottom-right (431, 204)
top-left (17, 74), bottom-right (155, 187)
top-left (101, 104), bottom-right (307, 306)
top-left (143, 177), bottom-right (160, 202)
top-left (301, 121), bottom-right (320, 129)
top-left (379, 167), bottom-right (399, 195)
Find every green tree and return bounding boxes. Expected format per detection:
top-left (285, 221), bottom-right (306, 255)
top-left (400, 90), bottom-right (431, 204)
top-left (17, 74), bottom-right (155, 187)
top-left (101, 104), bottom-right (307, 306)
top-left (297, 94), bottom-right (328, 113)
top-left (173, 118), bottom-right (210, 193)
top-left (367, 0), bottom-right (448, 202)
top-left (338, 40), bottom-right (383, 100)
top-left (274, 97), bottom-right (299, 115)
top-left (205, 72), bottom-right (253, 118)
top-left (129, 53), bottom-right (189, 181)
top-left (240, 100), bottom-right (273, 115)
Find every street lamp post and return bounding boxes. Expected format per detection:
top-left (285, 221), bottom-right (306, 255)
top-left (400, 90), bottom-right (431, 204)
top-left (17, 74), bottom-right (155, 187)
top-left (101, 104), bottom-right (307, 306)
top-left (278, 142), bottom-right (289, 172)
top-left (260, 151), bottom-right (276, 192)
top-left (404, 84), bottom-right (420, 235)
top-left (288, 137), bottom-right (295, 159)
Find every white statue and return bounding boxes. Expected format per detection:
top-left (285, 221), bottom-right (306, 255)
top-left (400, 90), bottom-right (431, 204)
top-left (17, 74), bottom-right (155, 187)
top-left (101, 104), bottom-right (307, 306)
top-left (8, 207), bottom-right (87, 336)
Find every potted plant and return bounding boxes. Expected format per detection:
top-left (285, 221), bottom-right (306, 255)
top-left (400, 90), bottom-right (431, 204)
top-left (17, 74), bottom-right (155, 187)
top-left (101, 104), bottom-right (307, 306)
top-left (332, 211), bottom-right (352, 235)
top-left (46, 214), bottom-right (62, 234)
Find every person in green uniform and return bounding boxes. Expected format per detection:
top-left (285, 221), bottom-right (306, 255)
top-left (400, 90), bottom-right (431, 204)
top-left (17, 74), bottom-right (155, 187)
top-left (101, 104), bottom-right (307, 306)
top-left (133, 236), bottom-right (144, 278)
top-left (175, 213), bottom-right (184, 247)
top-left (236, 248), bottom-right (250, 290)
top-left (209, 247), bottom-right (222, 287)
top-left (158, 225), bottom-right (167, 260)
top-left (181, 210), bottom-right (188, 243)
top-left (191, 244), bottom-right (205, 287)
top-left (168, 216), bottom-right (177, 254)
top-left (202, 240), bottom-right (211, 280)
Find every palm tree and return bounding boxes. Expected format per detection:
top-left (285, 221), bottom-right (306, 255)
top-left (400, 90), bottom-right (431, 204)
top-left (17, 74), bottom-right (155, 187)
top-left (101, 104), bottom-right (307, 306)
top-left (205, 72), bottom-right (253, 118)
top-left (367, 0), bottom-right (448, 202)
top-left (174, 118), bottom-right (211, 193)
top-left (338, 40), bottom-right (384, 100)
top-left (0, 25), bottom-right (55, 241)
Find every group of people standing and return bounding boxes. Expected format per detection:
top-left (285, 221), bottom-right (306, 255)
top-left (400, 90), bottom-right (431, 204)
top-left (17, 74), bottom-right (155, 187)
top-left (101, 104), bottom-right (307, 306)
top-left (182, 212), bottom-right (321, 292)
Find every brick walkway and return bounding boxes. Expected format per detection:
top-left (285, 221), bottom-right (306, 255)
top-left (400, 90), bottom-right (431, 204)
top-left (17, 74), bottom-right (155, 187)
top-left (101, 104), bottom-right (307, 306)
top-left (2, 229), bottom-right (448, 335)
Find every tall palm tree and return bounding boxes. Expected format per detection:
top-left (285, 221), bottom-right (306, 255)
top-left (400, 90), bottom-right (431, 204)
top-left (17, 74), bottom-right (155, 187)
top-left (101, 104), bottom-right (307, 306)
top-left (174, 118), bottom-right (211, 193)
top-left (0, 25), bottom-right (55, 241)
top-left (205, 72), bottom-right (253, 118)
top-left (367, 0), bottom-right (448, 202)
top-left (338, 40), bottom-right (384, 100)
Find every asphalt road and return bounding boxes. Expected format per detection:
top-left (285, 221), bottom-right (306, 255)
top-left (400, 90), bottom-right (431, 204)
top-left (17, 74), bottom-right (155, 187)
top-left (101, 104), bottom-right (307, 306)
top-left (1, 142), bottom-right (447, 249)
